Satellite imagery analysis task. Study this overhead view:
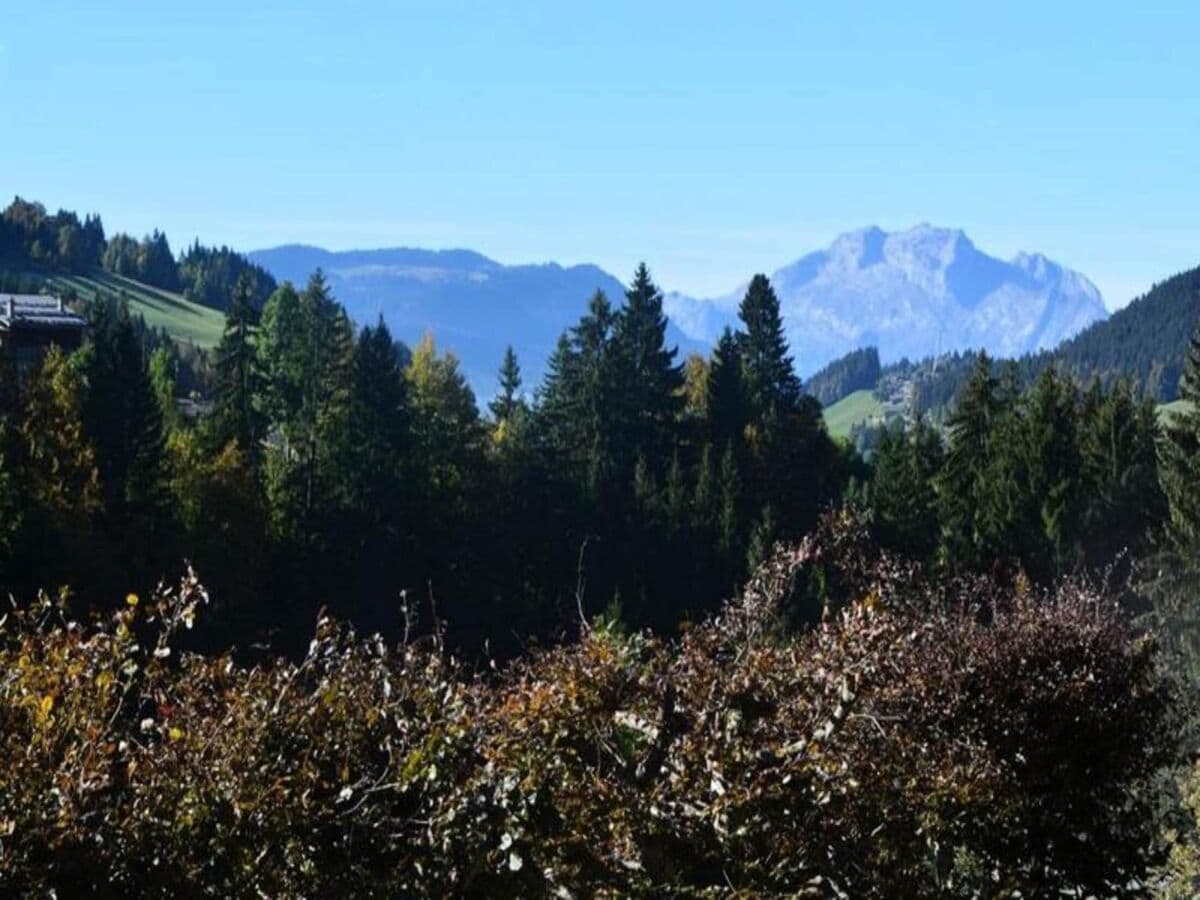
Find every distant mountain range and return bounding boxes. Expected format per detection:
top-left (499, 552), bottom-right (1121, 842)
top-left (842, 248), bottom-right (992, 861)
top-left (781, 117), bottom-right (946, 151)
top-left (664, 225), bottom-right (1107, 376)
top-left (247, 245), bottom-right (706, 392)
top-left (250, 226), bottom-right (1107, 396)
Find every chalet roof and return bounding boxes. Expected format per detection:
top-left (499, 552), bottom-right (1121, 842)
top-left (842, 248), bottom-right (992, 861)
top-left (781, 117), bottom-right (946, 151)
top-left (0, 294), bottom-right (87, 331)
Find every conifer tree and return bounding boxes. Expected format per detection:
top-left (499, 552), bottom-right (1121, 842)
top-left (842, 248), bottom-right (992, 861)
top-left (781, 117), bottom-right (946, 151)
top-left (707, 327), bottom-right (747, 450)
top-left (1146, 327), bottom-right (1200, 673)
top-left (693, 443), bottom-right (716, 531)
top-left (257, 281), bottom-right (306, 438)
top-left (735, 274), bottom-right (834, 536)
top-left (1020, 367), bottom-right (1082, 577)
top-left (869, 418), bottom-right (942, 560)
top-left (82, 298), bottom-right (172, 564)
top-left (612, 264), bottom-right (684, 466)
top-left (737, 274), bottom-right (801, 419)
top-left (257, 281), bottom-right (309, 540)
top-left (212, 273), bottom-right (265, 462)
top-left (570, 290), bottom-right (620, 498)
top-left (1080, 378), bottom-right (1164, 566)
top-left (938, 352), bottom-right (999, 569)
top-left (664, 450), bottom-right (687, 536)
top-left (338, 318), bottom-right (412, 620)
top-left (1161, 329), bottom-right (1200, 553)
top-left (718, 440), bottom-right (744, 564)
top-left (489, 345), bottom-right (524, 423)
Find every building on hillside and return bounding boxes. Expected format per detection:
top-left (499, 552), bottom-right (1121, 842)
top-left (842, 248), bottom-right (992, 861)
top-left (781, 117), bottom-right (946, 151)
top-left (0, 294), bottom-right (87, 378)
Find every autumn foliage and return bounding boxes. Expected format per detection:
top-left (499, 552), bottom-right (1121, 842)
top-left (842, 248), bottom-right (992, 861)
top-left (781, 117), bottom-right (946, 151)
top-left (0, 514), bottom-right (1184, 897)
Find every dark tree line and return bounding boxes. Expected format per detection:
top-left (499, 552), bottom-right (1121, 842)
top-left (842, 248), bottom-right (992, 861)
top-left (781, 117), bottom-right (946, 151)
top-left (866, 353), bottom-right (1166, 583)
top-left (178, 241), bottom-right (277, 311)
top-left (0, 266), bottom-right (846, 656)
top-left (2, 252), bottom-right (1198, 661)
top-left (0, 197), bottom-right (105, 272)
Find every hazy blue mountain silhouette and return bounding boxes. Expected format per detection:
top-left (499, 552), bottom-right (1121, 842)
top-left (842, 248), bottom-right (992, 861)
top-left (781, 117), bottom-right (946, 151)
top-left (249, 245), bottom-right (706, 398)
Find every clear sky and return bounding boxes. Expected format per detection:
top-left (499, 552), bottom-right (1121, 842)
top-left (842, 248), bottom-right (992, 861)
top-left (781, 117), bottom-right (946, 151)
top-left (2, 1), bottom-right (1197, 308)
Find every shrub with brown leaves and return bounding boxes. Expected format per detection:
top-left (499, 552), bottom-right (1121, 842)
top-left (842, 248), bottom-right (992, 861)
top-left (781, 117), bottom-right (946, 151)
top-left (0, 514), bottom-right (1185, 897)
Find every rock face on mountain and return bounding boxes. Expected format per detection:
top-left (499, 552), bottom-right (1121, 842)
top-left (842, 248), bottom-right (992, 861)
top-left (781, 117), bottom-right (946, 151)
top-left (663, 225), bottom-right (1107, 376)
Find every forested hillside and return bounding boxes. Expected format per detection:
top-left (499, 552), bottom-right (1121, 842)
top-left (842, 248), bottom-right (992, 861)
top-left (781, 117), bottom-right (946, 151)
top-left (805, 346), bottom-right (881, 406)
top-left (0, 196), bottom-right (275, 325)
top-left (1031, 263), bottom-right (1200, 400)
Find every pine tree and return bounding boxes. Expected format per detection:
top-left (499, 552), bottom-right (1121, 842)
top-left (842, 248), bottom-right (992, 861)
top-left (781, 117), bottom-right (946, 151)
top-left (489, 345), bottom-right (524, 423)
top-left (1020, 367), bottom-right (1082, 578)
top-left (212, 273), bottom-right (265, 462)
top-left (82, 297), bottom-right (172, 563)
top-left (869, 418), bottom-right (942, 560)
top-left (718, 440), bottom-right (744, 562)
top-left (572, 290), bottom-right (620, 498)
top-left (707, 327), bottom-right (748, 449)
top-left (1146, 327), bottom-right (1200, 675)
top-left (257, 281), bottom-right (309, 540)
top-left (664, 450), bottom-right (687, 536)
top-left (1161, 329), bottom-right (1200, 553)
top-left (1080, 378), bottom-right (1164, 567)
top-left (258, 281), bottom-right (307, 437)
top-left (612, 263), bottom-right (684, 466)
top-left (336, 317), bottom-right (412, 622)
top-left (937, 352), bottom-right (999, 569)
top-left (693, 443), bottom-right (716, 531)
top-left (737, 274), bottom-right (801, 419)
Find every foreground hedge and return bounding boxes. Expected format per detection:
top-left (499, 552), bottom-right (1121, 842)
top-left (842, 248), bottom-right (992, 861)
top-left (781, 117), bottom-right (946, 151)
top-left (0, 514), bottom-right (1184, 897)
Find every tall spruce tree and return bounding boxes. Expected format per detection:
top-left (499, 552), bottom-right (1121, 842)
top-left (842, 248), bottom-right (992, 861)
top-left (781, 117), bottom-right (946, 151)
top-left (612, 263), bottom-right (684, 467)
top-left (1161, 329), bottom-right (1200, 553)
top-left (869, 418), bottom-right (943, 560)
top-left (937, 352), bottom-right (999, 570)
top-left (489, 345), bottom-right (524, 423)
top-left (338, 318), bottom-right (411, 622)
top-left (1147, 327), bottom-right (1200, 675)
top-left (707, 327), bottom-right (748, 450)
top-left (212, 273), bottom-right (265, 462)
top-left (1020, 367), bottom-right (1082, 578)
top-left (569, 290), bottom-right (620, 498)
top-left (737, 274), bottom-right (801, 419)
top-left (82, 298), bottom-right (172, 554)
top-left (1080, 378), bottom-right (1164, 567)
top-left (735, 274), bottom-right (833, 536)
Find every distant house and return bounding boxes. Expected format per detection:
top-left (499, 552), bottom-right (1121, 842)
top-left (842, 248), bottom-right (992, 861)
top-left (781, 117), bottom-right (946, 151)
top-left (0, 294), bottom-right (87, 378)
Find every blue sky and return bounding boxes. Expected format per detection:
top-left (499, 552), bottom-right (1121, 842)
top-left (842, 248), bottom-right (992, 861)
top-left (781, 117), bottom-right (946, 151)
top-left (2, 1), bottom-right (1197, 308)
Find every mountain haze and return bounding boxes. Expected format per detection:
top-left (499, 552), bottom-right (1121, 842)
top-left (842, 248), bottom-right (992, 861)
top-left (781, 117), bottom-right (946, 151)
top-left (248, 245), bottom-right (705, 392)
top-left (665, 225), bottom-right (1107, 375)
top-left (250, 226), bottom-right (1106, 394)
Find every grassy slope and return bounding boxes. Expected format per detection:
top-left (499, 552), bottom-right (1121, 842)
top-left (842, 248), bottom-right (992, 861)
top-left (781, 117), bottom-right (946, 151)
top-left (3, 268), bottom-right (224, 347)
top-left (822, 389), bottom-right (884, 439)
